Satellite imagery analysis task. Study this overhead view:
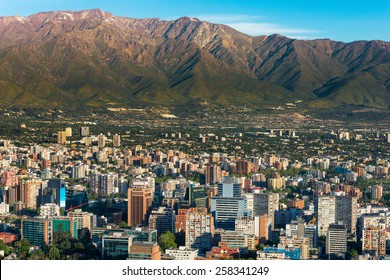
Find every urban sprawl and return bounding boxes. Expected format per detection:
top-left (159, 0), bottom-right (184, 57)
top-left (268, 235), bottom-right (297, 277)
top-left (0, 109), bottom-right (390, 260)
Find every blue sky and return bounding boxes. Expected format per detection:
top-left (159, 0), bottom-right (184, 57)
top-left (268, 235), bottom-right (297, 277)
top-left (0, 0), bottom-right (389, 42)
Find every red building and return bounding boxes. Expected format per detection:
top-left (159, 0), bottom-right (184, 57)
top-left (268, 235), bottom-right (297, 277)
top-left (0, 232), bottom-right (17, 244)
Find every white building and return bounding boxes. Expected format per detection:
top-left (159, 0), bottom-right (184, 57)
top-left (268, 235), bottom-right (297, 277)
top-left (0, 202), bottom-right (10, 214)
top-left (39, 203), bottom-right (60, 218)
top-left (165, 246), bottom-right (199, 260)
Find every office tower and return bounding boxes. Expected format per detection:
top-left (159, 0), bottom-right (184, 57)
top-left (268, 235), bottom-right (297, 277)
top-left (185, 207), bottom-right (214, 251)
top-left (205, 165), bottom-right (221, 185)
top-left (113, 134), bottom-right (121, 147)
top-left (18, 179), bottom-right (41, 209)
top-left (253, 192), bottom-right (279, 232)
top-left (326, 224), bottom-right (347, 256)
top-left (80, 126), bottom-right (90, 137)
top-left (65, 127), bottom-right (72, 137)
top-left (315, 195), bottom-right (357, 237)
top-left (210, 179), bottom-right (252, 230)
top-left (48, 179), bottom-right (66, 209)
top-left (148, 207), bottom-right (175, 237)
top-left (21, 218), bottom-right (51, 247)
top-left (57, 131), bottom-right (67, 145)
top-left (102, 231), bottom-right (134, 259)
top-left (98, 133), bottom-right (106, 149)
top-left (127, 187), bottom-right (154, 226)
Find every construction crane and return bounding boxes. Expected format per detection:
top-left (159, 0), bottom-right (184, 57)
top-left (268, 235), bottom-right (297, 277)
top-left (67, 202), bottom-right (89, 218)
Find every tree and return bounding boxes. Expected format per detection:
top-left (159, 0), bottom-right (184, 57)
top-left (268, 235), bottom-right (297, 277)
top-left (0, 240), bottom-right (10, 256)
top-left (28, 249), bottom-right (46, 260)
top-left (14, 239), bottom-right (31, 259)
top-left (158, 231), bottom-right (177, 253)
top-left (48, 247), bottom-right (60, 260)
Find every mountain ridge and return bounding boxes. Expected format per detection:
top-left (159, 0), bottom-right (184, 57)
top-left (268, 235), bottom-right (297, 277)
top-left (0, 9), bottom-right (389, 109)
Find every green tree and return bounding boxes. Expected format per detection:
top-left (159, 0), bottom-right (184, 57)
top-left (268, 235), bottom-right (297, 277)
top-left (0, 240), bottom-right (10, 256)
top-left (158, 231), bottom-right (177, 253)
top-left (28, 249), bottom-right (46, 260)
top-left (14, 239), bottom-right (31, 259)
top-left (48, 247), bottom-right (61, 260)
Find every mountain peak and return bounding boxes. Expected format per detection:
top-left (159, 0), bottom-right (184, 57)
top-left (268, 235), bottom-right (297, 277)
top-left (0, 9), bottom-right (389, 109)
top-left (79, 8), bottom-right (112, 20)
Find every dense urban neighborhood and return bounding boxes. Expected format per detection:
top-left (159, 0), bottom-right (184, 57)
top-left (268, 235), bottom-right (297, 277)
top-left (0, 108), bottom-right (389, 260)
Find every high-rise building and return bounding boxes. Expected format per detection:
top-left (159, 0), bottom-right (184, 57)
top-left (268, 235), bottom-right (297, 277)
top-left (18, 179), bottom-right (42, 209)
top-left (68, 209), bottom-right (93, 231)
top-left (52, 216), bottom-right (78, 239)
top-left (89, 172), bottom-right (119, 195)
top-left (148, 207), bottom-right (175, 237)
top-left (71, 164), bottom-right (86, 179)
top-left (385, 132), bottom-right (390, 143)
top-left (315, 195), bottom-right (357, 237)
top-left (371, 185), bottom-right (383, 200)
top-left (98, 133), bottom-right (106, 149)
top-left (253, 192), bottom-right (279, 232)
top-left (65, 127), bottom-right (72, 137)
top-left (48, 179), bottom-right (66, 209)
top-left (210, 179), bottom-right (252, 230)
top-left (235, 160), bottom-right (253, 175)
top-left (362, 226), bottom-right (386, 257)
top-left (80, 126), bottom-right (90, 137)
top-left (175, 208), bottom-right (189, 233)
top-left (21, 218), bottom-right (52, 247)
top-left (205, 165), bottom-right (221, 185)
top-left (127, 187), bottom-right (154, 226)
top-left (326, 224), bottom-right (347, 257)
top-left (185, 207), bottom-right (214, 251)
top-left (113, 134), bottom-right (121, 147)
top-left (57, 131), bottom-right (67, 145)
top-left (1, 170), bottom-right (18, 188)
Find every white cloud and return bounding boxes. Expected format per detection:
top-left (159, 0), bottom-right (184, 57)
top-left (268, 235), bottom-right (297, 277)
top-left (194, 14), bottom-right (263, 23)
top-left (191, 14), bottom-right (319, 39)
top-left (228, 22), bottom-right (317, 37)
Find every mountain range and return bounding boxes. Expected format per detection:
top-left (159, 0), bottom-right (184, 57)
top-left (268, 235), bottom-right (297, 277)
top-left (0, 9), bottom-right (389, 109)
